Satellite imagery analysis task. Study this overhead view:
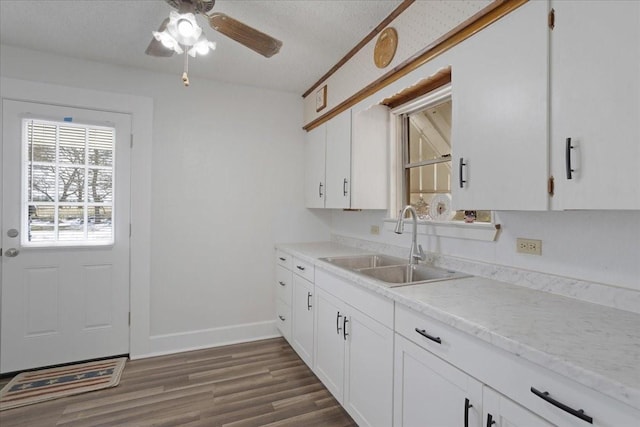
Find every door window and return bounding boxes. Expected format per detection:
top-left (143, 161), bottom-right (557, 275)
top-left (23, 119), bottom-right (116, 246)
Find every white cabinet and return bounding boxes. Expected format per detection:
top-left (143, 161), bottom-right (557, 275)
top-left (314, 271), bottom-right (394, 427)
top-left (291, 274), bottom-right (314, 367)
top-left (484, 387), bottom-right (554, 427)
top-left (304, 110), bottom-right (350, 209)
top-left (274, 250), bottom-right (314, 346)
top-left (451, 0), bottom-right (549, 210)
top-left (325, 109), bottom-right (352, 208)
top-left (274, 250), bottom-right (293, 341)
top-left (394, 333), bottom-right (483, 427)
top-left (304, 106), bottom-right (389, 209)
top-left (550, 0), bottom-right (640, 210)
top-left (395, 304), bottom-right (640, 427)
top-left (304, 124), bottom-right (327, 208)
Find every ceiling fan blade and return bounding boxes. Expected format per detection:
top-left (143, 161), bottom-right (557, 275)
top-left (208, 12), bottom-right (282, 58)
top-left (145, 18), bottom-right (174, 57)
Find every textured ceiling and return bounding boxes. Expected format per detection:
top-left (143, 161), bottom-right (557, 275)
top-left (0, 0), bottom-right (403, 94)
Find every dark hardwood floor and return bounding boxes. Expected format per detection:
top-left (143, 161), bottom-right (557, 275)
top-left (0, 337), bottom-right (357, 426)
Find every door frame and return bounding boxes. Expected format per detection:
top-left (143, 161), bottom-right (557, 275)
top-left (1, 77), bottom-right (154, 359)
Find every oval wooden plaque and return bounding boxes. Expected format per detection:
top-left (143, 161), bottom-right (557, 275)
top-left (374, 27), bottom-right (398, 69)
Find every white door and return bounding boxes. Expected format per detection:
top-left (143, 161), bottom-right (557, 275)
top-left (291, 275), bottom-right (314, 367)
top-left (393, 334), bottom-right (483, 427)
top-left (550, 0), bottom-right (640, 210)
top-left (343, 308), bottom-right (393, 427)
top-left (313, 287), bottom-right (345, 402)
top-left (304, 124), bottom-right (326, 208)
top-left (1, 100), bottom-right (131, 373)
top-left (325, 109), bottom-right (351, 209)
top-left (451, 0), bottom-right (549, 210)
top-left (483, 387), bottom-right (554, 427)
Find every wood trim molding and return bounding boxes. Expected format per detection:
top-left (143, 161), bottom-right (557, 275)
top-left (303, 0), bottom-right (528, 131)
top-left (381, 67), bottom-right (452, 109)
top-left (301, 0), bottom-right (415, 98)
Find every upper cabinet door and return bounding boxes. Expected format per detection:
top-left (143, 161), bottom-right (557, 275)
top-left (351, 104), bottom-right (389, 210)
top-left (451, 0), bottom-right (549, 211)
top-left (550, 1), bottom-right (640, 210)
top-left (325, 109), bottom-right (352, 209)
top-left (305, 124), bottom-right (327, 208)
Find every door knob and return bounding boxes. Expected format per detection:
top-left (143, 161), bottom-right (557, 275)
top-left (4, 248), bottom-right (19, 257)
top-left (7, 229), bottom-right (19, 238)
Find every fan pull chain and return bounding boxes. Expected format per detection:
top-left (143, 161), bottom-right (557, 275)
top-left (182, 47), bottom-right (190, 87)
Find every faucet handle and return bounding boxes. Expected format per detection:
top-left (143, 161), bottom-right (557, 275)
top-left (416, 244), bottom-right (426, 261)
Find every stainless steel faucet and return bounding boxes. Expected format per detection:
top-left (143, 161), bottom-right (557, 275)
top-left (394, 205), bottom-right (426, 265)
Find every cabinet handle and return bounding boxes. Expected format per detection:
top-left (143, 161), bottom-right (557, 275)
top-left (565, 138), bottom-right (575, 179)
top-left (343, 317), bottom-right (349, 340)
top-left (278, 257), bottom-right (286, 261)
top-left (415, 327), bottom-right (442, 344)
top-left (278, 315), bottom-right (285, 321)
top-left (307, 292), bottom-right (312, 310)
top-left (531, 387), bottom-right (593, 424)
top-left (459, 157), bottom-right (467, 188)
top-left (336, 312), bottom-right (343, 334)
top-left (464, 398), bottom-right (473, 427)
top-left (278, 281), bottom-right (286, 287)
top-left (319, 182), bottom-right (324, 197)
top-left (296, 265), bottom-right (305, 271)
top-left (486, 413), bottom-right (495, 427)
top-left (343, 178), bottom-right (348, 196)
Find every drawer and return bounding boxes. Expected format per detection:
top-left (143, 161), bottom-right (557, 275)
top-left (395, 304), bottom-right (462, 363)
top-left (276, 249), bottom-right (293, 270)
top-left (483, 345), bottom-right (640, 427)
top-left (292, 256), bottom-right (314, 283)
top-left (276, 265), bottom-right (293, 306)
top-left (276, 299), bottom-right (291, 343)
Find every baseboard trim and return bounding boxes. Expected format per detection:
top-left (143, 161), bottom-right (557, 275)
top-left (134, 320), bottom-right (280, 359)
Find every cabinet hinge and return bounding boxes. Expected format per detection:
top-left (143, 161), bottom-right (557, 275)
top-left (548, 8), bottom-right (555, 30)
top-left (548, 176), bottom-right (555, 196)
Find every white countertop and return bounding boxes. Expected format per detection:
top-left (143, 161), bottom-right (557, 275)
top-left (276, 241), bottom-right (640, 411)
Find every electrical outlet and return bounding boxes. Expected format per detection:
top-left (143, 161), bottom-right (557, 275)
top-left (370, 225), bottom-right (380, 235)
top-left (516, 238), bottom-right (542, 255)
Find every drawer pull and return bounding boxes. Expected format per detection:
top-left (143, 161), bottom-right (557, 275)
top-left (278, 281), bottom-right (286, 287)
top-left (531, 387), bottom-right (593, 424)
top-left (296, 265), bottom-right (306, 271)
top-left (464, 398), bottom-right (473, 427)
top-left (278, 315), bottom-right (285, 321)
top-left (279, 257), bottom-right (287, 261)
top-left (415, 327), bottom-right (442, 344)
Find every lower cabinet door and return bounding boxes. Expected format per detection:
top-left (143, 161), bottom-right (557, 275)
top-left (313, 288), bottom-right (346, 402)
top-left (483, 386), bottom-right (554, 427)
top-left (344, 308), bottom-right (394, 427)
top-left (291, 275), bottom-right (314, 367)
top-left (394, 334), bottom-right (483, 427)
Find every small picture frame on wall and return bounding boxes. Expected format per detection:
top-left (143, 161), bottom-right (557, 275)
top-left (315, 85), bottom-right (327, 112)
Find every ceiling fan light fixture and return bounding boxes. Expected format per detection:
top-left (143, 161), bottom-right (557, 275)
top-left (189, 38), bottom-right (216, 57)
top-left (166, 11), bottom-right (202, 46)
top-left (153, 30), bottom-right (183, 54)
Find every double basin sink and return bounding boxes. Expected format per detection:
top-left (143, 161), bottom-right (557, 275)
top-left (319, 254), bottom-right (469, 288)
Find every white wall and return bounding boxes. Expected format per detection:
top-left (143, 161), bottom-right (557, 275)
top-left (1, 45), bottom-right (332, 355)
top-left (331, 209), bottom-right (640, 291)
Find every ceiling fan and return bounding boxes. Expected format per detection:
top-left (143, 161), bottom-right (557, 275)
top-left (146, 0), bottom-right (283, 85)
